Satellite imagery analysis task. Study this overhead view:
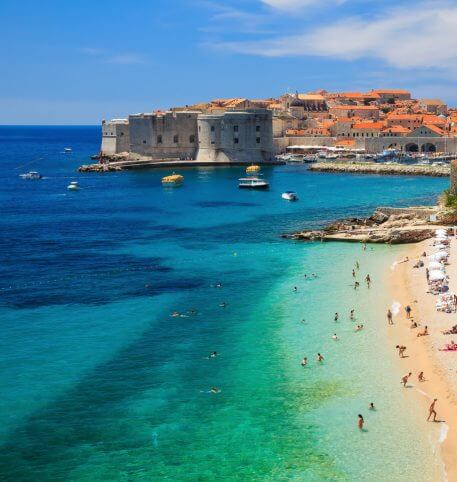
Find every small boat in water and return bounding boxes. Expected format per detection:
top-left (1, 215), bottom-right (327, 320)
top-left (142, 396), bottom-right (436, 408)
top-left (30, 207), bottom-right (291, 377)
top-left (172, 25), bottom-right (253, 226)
top-left (64, 147), bottom-right (72, 153)
top-left (162, 173), bottom-right (184, 186)
top-left (246, 164), bottom-right (261, 174)
top-left (238, 177), bottom-right (269, 190)
top-left (19, 171), bottom-right (42, 180)
top-left (67, 181), bottom-right (80, 190)
top-left (281, 191), bottom-right (298, 201)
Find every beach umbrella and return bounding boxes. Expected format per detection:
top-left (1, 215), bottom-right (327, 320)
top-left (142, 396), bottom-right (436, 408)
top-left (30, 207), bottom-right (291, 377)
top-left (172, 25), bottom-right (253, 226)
top-left (434, 244), bottom-right (447, 250)
top-left (429, 271), bottom-right (446, 281)
top-left (428, 261), bottom-right (442, 270)
top-left (434, 252), bottom-right (448, 261)
top-left (436, 229), bottom-right (447, 235)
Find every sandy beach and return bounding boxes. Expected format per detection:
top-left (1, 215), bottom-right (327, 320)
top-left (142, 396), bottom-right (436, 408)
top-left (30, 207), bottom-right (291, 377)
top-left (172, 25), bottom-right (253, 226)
top-left (389, 237), bottom-right (457, 481)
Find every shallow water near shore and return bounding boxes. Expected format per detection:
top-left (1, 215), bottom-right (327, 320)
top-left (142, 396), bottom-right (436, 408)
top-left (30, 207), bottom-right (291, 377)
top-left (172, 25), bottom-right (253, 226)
top-left (0, 126), bottom-right (449, 480)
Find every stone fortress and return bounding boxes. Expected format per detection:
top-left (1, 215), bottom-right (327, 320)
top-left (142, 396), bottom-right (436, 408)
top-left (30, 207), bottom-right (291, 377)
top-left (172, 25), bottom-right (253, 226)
top-left (100, 89), bottom-right (457, 166)
top-left (102, 107), bottom-right (273, 165)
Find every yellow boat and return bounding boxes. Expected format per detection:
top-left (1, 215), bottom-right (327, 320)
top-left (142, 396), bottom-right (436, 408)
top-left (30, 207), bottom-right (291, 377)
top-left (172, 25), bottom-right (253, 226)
top-left (246, 165), bottom-right (261, 173)
top-left (162, 173), bottom-right (184, 186)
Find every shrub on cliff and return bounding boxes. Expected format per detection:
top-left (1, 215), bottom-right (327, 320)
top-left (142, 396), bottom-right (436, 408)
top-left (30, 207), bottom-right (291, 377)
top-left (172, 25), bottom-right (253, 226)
top-left (441, 189), bottom-right (457, 209)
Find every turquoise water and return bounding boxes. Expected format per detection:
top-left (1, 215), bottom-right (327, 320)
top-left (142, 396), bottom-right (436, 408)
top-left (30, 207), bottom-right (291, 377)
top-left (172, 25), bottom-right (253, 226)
top-left (0, 127), bottom-right (449, 480)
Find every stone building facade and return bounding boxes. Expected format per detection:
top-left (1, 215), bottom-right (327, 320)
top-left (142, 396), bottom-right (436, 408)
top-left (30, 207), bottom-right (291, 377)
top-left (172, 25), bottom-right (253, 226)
top-left (196, 110), bottom-right (273, 163)
top-left (101, 109), bottom-right (274, 163)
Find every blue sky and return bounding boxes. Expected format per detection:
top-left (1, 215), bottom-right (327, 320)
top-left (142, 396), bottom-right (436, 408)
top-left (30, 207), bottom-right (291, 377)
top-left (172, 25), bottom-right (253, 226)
top-left (2, 0), bottom-right (457, 124)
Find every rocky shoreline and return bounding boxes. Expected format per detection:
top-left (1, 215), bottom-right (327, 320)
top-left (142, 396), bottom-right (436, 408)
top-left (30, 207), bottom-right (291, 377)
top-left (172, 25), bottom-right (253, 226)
top-left (283, 207), bottom-right (450, 244)
top-left (309, 162), bottom-right (450, 177)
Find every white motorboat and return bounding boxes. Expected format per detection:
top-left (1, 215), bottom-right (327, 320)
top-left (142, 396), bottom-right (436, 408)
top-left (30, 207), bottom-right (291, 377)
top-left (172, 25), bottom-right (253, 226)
top-left (238, 177), bottom-right (269, 190)
top-left (19, 171), bottom-right (42, 180)
top-left (281, 191), bottom-right (298, 201)
top-left (64, 147), bottom-right (72, 153)
top-left (67, 181), bottom-right (80, 190)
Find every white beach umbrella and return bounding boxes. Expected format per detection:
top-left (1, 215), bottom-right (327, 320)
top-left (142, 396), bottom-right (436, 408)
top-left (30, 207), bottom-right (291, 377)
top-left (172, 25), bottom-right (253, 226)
top-left (434, 244), bottom-right (447, 250)
top-left (435, 234), bottom-right (448, 239)
top-left (428, 261), bottom-right (442, 270)
top-left (434, 252), bottom-right (448, 261)
top-left (436, 229), bottom-right (447, 235)
top-left (429, 271), bottom-right (446, 281)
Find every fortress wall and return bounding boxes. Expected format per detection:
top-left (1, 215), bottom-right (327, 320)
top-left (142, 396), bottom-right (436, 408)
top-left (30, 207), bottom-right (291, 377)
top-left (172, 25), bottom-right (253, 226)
top-left (101, 120), bottom-right (129, 155)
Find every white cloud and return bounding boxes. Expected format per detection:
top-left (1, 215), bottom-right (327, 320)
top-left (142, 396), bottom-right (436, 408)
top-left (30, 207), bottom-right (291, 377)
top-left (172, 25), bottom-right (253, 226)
top-left (261, 0), bottom-right (345, 10)
top-left (218, 2), bottom-right (457, 72)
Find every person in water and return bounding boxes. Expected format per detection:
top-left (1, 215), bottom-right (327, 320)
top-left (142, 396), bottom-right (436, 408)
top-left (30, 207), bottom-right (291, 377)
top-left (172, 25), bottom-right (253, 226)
top-left (350, 309), bottom-right (355, 320)
top-left (332, 333), bottom-right (338, 340)
top-left (365, 274), bottom-right (371, 287)
top-left (418, 371), bottom-right (425, 382)
top-left (219, 302), bottom-right (227, 308)
top-left (427, 399), bottom-right (438, 421)
top-left (334, 312), bottom-right (339, 322)
top-left (210, 387), bottom-right (220, 393)
top-left (369, 402), bottom-right (375, 410)
top-left (209, 351), bottom-right (218, 358)
top-left (301, 357), bottom-right (308, 367)
top-left (354, 281), bottom-right (360, 289)
top-left (352, 269), bottom-right (356, 278)
top-left (356, 261), bottom-right (360, 270)
top-left (293, 286), bottom-right (298, 292)
top-left (358, 414), bottom-right (364, 430)
top-left (317, 353), bottom-right (325, 362)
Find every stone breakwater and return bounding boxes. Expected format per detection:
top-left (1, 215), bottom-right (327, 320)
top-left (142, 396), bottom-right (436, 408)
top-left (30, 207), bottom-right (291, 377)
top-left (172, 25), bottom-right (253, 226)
top-left (309, 162), bottom-right (450, 177)
top-left (283, 207), bottom-right (446, 244)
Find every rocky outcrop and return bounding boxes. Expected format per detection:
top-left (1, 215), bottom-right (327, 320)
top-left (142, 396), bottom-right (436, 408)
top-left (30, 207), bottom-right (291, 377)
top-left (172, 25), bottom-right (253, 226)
top-left (284, 207), bottom-right (447, 244)
top-left (78, 164), bottom-right (122, 173)
top-left (309, 162), bottom-right (450, 177)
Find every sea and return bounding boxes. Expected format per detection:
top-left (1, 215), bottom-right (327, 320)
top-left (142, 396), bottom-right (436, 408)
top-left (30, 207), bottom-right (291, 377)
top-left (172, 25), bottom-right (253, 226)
top-left (0, 126), bottom-right (449, 481)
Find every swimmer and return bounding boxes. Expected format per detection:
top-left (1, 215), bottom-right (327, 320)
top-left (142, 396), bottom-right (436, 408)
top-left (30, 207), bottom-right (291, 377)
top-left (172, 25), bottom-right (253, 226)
top-left (358, 414), bottom-right (364, 430)
top-left (369, 402), bottom-right (375, 410)
top-left (317, 353), bottom-right (324, 362)
top-left (352, 269), bottom-right (356, 278)
top-left (363, 243), bottom-right (367, 251)
top-left (301, 357), bottom-right (308, 367)
top-left (365, 274), bottom-right (371, 287)
top-left (356, 261), bottom-right (360, 270)
top-left (219, 302), bottom-right (227, 308)
top-left (300, 319), bottom-right (306, 324)
top-left (354, 281), bottom-right (360, 289)
top-left (312, 273), bottom-right (317, 278)
top-left (418, 371), bottom-right (425, 382)
top-left (332, 333), bottom-right (338, 341)
top-left (350, 309), bottom-right (355, 320)
top-left (209, 351), bottom-right (218, 358)
top-left (401, 372), bottom-right (412, 387)
top-left (334, 312), bottom-right (339, 322)
top-left (293, 286), bottom-right (298, 292)
top-left (210, 387), bottom-right (220, 394)
top-left (171, 311), bottom-right (180, 317)
top-left (188, 309), bottom-right (198, 315)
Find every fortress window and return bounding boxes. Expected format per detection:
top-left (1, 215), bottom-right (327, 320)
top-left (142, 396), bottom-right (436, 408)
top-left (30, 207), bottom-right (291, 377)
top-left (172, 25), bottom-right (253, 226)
top-left (233, 125), bottom-right (239, 132)
top-left (143, 140), bottom-right (146, 144)
top-left (211, 126), bottom-right (215, 132)
top-left (256, 137), bottom-right (261, 144)
top-left (234, 138), bottom-right (239, 144)
top-left (157, 135), bottom-right (162, 144)
top-left (189, 135), bottom-right (195, 143)
top-left (173, 135), bottom-right (179, 143)
top-left (211, 141), bottom-right (215, 144)
top-left (256, 125), bottom-right (260, 132)
top-left (120, 132), bottom-right (124, 136)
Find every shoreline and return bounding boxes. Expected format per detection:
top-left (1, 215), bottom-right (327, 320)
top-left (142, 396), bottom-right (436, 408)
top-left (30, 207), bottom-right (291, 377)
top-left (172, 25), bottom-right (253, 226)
top-left (309, 162), bottom-right (450, 177)
top-left (388, 239), bottom-right (457, 481)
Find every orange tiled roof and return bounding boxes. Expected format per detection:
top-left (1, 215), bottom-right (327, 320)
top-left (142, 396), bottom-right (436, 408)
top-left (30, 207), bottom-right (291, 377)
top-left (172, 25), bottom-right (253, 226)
top-left (424, 124), bottom-right (445, 135)
top-left (382, 126), bottom-right (411, 134)
top-left (371, 89), bottom-right (410, 95)
top-left (331, 105), bottom-right (379, 110)
top-left (352, 121), bottom-right (384, 130)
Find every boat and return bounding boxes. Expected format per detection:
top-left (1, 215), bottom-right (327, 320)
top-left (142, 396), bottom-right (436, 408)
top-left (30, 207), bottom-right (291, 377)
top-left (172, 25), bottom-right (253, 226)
top-left (246, 165), bottom-right (261, 173)
top-left (281, 191), bottom-right (298, 201)
top-left (67, 181), bottom-right (80, 190)
top-left (64, 147), bottom-right (72, 153)
top-left (19, 171), bottom-right (42, 180)
top-left (162, 173), bottom-right (184, 186)
top-left (238, 177), bottom-right (269, 190)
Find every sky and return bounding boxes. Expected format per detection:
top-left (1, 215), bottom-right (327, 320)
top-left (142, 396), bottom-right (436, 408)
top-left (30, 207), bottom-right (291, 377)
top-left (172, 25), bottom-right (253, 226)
top-left (1, 0), bottom-right (457, 124)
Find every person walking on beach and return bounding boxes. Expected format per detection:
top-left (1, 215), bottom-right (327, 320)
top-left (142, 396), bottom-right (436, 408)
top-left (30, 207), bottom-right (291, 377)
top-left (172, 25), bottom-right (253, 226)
top-left (387, 309), bottom-right (393, 325)
top-left (405, 305), bottom-right (412, 319)
top-left (334, 312), bottom-right (339, 322)
top-left (401, 372), bottom-right (412, 387)
top-left (418, 371), bottom-right (425, 382)
top-left (426, 268), bottom-right (429, 282)
top-left (427, 399), bottom-right (438, 421)
top-left (365, 274), bottom-right (371, 288)
top-left (396, 345), bottom-right (407, 358)
top-left (358, 414), bottom-right (364, 430)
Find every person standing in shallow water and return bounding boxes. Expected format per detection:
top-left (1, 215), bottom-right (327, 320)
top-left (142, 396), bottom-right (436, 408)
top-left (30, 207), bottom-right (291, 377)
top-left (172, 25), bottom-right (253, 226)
top-left (358, 414), bottom-right (364, 430)
top-left (387, 309), bottom-right (393, 325)
top-left (405, 305), bottom-right (412, 319)
top-left (365, 274), bottom-right (371, 288)
top-left (427, 399), bottom-right (438, 421)
top-left (334, 312), bottom-right (339, 322)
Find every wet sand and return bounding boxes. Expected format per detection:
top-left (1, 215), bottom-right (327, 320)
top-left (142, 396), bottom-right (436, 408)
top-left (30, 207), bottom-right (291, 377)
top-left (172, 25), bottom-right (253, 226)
top-left (388, 238), bottom-right (457, 481)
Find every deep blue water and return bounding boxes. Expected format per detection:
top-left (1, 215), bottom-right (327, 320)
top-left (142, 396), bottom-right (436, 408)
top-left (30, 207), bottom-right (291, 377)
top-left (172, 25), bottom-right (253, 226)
top-left (0, 126), bottom-right (449, 481)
